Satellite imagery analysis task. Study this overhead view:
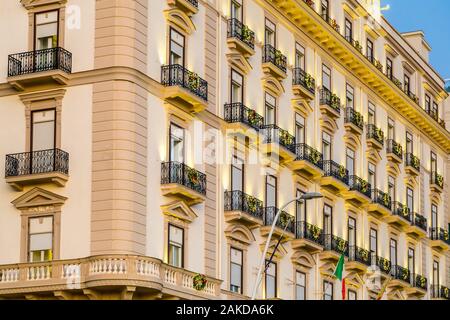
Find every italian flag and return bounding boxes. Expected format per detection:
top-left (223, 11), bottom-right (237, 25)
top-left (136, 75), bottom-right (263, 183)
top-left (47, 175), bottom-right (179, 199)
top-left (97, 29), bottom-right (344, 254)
top-left (333, 254), bottom-right (346, 300)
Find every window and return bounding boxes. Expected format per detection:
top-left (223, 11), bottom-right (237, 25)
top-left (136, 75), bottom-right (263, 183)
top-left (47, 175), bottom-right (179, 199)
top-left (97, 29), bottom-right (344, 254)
top-left (265, 175), bottom-right (277, 208)
top-left (433, 261), bottom-right (439, 285)
top-left (366, 39), bottom-right (374, 61)
top-left (387, 118), bottom-right (395, 140)
top-left (265, 19), bottom-right (276, 46)
top-left (390, 239), bottom-right (397, 266)
top-left (406, 132), bottom-right (413, 154)
top-left (346, 148), bottom-right (355, 177)
top-left (168, 224), bottom-right (184, 267)
top-left (296, 189), bottom-right (306, 222)
top-left (322, 64), bottom-right (331, 90)
top-left (407, 187), bottom-right (414, 213)
top-left (264, 93), bottom-right (276, 125)
top-left (169, 123), bottom-right (184, 162)
top-left (408, 248), bottom-right (415, 277)
top-left (346, 84), bottom-right (354, 109)
top-left (368, 162), bottom-right (376, 190)
top-left (231, 69), bottom-right (244, 103)
top-left (388, 175), bottom-right (396, 203)
top-left (230, 247), bottom-right (243, 293)
top-left (370, 228), bottom-right (378, 259)
top-left (28, 216), bottom-right (53, 262)
top-left (296, 271), bottom-right (306, 300)
top-left (386, 57), bottom-right (393, 79)
top-left (295, 113), bottom-right (305, 144)
top-left (265, 261), bottom-right (277, 299)
top-left (425, 95), bottom-right (431, 113)
top-left (431, 204), bottom-right (438, 230)
top-left (230, 0), bottom-right (243, 21)
top-left (295, 43), bottom-right (306, 70)
top-left (430, 151), bottom-right (437, 173)
top-left (432, 102), bottom-right (439, 118)
top-left (35, 11), bottom-right (59, 50)
top-left (368, 102), bottom-right (376, 125)
top-left (348, 217), bottom-right (356, 248)
top-left (348, 290), bottom-right (357, 300)
top-left (321, 0), bottom-right (329, 20)
top-left (323, 204), bottom-right (332, 236)
top-left (169, 28), bottom-right (185, 66)
top-left (322, 132), bottom-right (331, 161)
top-left (231, 155), bottom-right (244, 192)
top-left (344, 18), bottom-right (353, 41)
top-left (404, 74), bottom-right (410, 93)
top-left (31, 109), bottom-right (56, 152)
top-left (323, 281), bottom-right (333, 300)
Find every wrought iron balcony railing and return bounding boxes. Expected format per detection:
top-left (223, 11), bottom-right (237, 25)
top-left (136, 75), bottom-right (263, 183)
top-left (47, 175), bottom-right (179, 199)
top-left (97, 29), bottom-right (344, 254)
top-left (344, 36), bottom-right (363, 53)
top-left (262, 206), bottom-right (295, 234)
top-left (371, 188), bottom-right (392, 211)
top-left (366, 124), bottom-right (385, 146)
top-left (161, 64), bottom-right (208, 101)
top-left (260, 124), bottom-right (295, 153)
top-left (292, 68), bottom-right (316, 94)
top-left (295, 221), bottom-right (323, 246)
top-left (323, 234), bottom-right (349, 256)
top-left (345, 108), bottom-right (364, 130)
top-left (429, 227), bottom-right (450, 244)
top-left (224, 190), bottom-right (263, 220)
top-left (411, 213), bottom-right (427, 232)
top-left (392, 202), bottom-right (412, 223)
top-left (348, 246), bottom-right (371, 266)
top-left (349, 175), bottom-right (372, 198)
top-left (320, 87), bottom-right (341, 113)
top-left (387, 74), bottom-right (403, 90)
top-left (262, 44), bottom-right (287, 73)
top-left (390, 265), bottom-right (411, 283)
top-left (5, 149), bottom-right (69, 177)
top-left (8, 47), bottom-right (72, 77)
top-left (386, 139), bottom-right (403, 159)
top-left (186, 0), bottom-right (198, 8)
top-left (431, 285), bottom-right (450, 300)
top-left (224, 103), bottom-right (263, 130)
top-left (293, 143), bottom-right (323, 169)
top-left (302, 0), bottom-right (315, 8)
top-left (365, 55), bottom-right (383, 72)
top-left (375, 256), bottom-right (392, 275)
top-left (405, 153), bottom-right (420, 172)
top-left (410, 274), bottom-right (427, 291)
top-left (227, 18), bottom-right (255, 50)
top-left (430, 171), bottom-right (444, 189)
top-left (425, 108), bottom-right (446, 129)
top-left (160, 161), bottom-right (206, 195)
top-left (404, 89), bottom-right (420, 105)
top-left (320, 160), bottom-right (349, 185)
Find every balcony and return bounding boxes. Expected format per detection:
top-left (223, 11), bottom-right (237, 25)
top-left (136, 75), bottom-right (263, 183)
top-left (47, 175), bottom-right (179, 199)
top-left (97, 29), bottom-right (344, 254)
top-left (160, 161), bottom-right (206, 205)
top-left (260, 206), bottom-right (295, 239)
top-left (161, 64), bottom-right (208, 113)
top-left (405, 213), bottom-right (428, 239)
top-left (343, 175), bottom-right (372, 205)
top-left (388, 265), bottom-right (411, 289)
top-left (430, 172), bottom-right (444, 194)
top-left (386, 74), bottom-right (404, 91)
top-left (319, 88), bottom-right (341, 120)
top-left (431, 285), bottom-right (450, 300)
top-left (223, 103), bottom-right (263, 139)
top-left (0, 255), bottom-right (221, 299)
top-left (405, 274), bottom-right (428, 297)
top-left (5, 149), bottom-right (69, 191)
top-left (7, 47), bottom-right (72, 90)
top-left (319, 160), bottom-right (349, 193)
top-left (292, 221), bottom-right (324, 254)
top-left (384, 202), bottom-right (412, 229)
top-left (374, 256), bottom-right (392, 276)
top-left (260, 124), bottom-right (296, 163)
top-left (292, 68), bottom-right (316, 101)
top-left (386, 139), bottom-right (403, 164)
top-left (404, 89), bottom-right (420, 105)
top-left (262, 44), bottom-right (287, 80)
top-left (367, 189), bottom-right (392, 218)
top-left (167, 0), bottom-right (198, 16)
top-left (425, 108), bottom-right (446, 130)
top-left (344, 108), bottom-right (364, 136)
top-left (223, 190), bottom-right (263, 227)
top-left (321, 234), bottom-right (348, 262)
top-left (347, 246), bottom-right (371, 273)
top-left (227, 18), bottom-right (255, 57)
top-left (365, 55), bottom-right (383, 73)
top-left (404, 153), bottom-right (420, 177)
top-left (429, 227), bottom-right (450, 251)
top-left (288, 143), bottom-right (323, 179)
top-left (366, 124), bottom-right (384, 151)
top-left (344, 36), bottom-right (363, 53)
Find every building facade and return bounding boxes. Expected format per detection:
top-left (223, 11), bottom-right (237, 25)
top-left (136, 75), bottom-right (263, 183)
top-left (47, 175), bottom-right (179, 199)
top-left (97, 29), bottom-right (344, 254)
top-left (0, 0), bottom-right (449, 300)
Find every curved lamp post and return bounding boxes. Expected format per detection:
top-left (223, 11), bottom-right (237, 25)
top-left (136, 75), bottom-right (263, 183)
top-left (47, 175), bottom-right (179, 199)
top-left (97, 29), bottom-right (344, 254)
top-left (250, 192), bottom-right (323, 300)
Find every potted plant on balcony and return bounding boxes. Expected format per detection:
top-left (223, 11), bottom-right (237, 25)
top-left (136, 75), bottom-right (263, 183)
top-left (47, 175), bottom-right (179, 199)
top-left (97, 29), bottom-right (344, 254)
top-left (354, 40), bottom-right (363, 52)
top-left (382, 193), bottom-right (390, 207)
top-left (309, 225), bottom-right (321, 240)
top-left (247, 109), bottom-right (258, 127)
top-left (360, 180), bottom-right (368, 194)
top-left (304, 73), bottom-right (314, 90)
top-left (443, 287), bottom-right (449, 299)
top-left (393, 143), bottom-right (402, 156)
top-left (310, 149), bottom-right (321, 165)
top-left (275, 50), bottom-right (284, 69)
top-left (417, 275), bottom-right (426, 289)
top-left (338, 165), bottom-right (346, 179)
top-left (360, 249), bottom-right (369, 263)
top-left (304, 0), bottom-right (314, 7)
top-left (374, 59), bottom-right (383, 72)
top-left (336, 238), bottom-right (346, 253)
top-left (354, 111), bottom-right (363, 128)
top-left (381, 258), bottom-right (390, 273)
top-left (329, 19), bottom-right (339, 32)
top-left (247, 196), bottom-right (258, 214)
top-left (436, 174), bottom-right (444, 188)
top-left (443, 230), bottom-right (449, 242)
top-left (280, 130), bottom-right (293, 146)
top-left (375, 127), bottom-right (384, 142)
top-left (393, 78), bottom-right (402, 89)
top-left (193, 273), bottom-right (208, 291)
top-left (188, 169), bottom-right (200, 186)
top-left (188, 72), bottom-right (200, 91)
top-left (401, 205), bottom-right (409, 218)
top-left (241, 25), bottom-right (252, 44)
top-left (331, 94), bottom-right (340, 110)
top-left (411, 155), bottom-right (420, 170)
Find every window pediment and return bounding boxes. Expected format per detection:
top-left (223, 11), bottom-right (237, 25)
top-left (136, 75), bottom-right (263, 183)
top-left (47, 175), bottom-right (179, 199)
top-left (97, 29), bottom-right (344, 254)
top-left (12, 187), bottom-right (67, 210)
top-left (225, 224), bottom-right (255, 245)
top-left (291, 251), bottom-right (315, 269)
top-left (164, 8), bottom-right (196, 35)
top-left (21, 0), bottom-right (67, 10)
top-left (161, 200), bottom-right (198, 223)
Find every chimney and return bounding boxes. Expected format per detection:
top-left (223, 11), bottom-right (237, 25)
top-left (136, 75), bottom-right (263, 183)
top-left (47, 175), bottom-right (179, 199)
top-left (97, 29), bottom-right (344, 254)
top-left (401, 31), bottom-right (432, 62)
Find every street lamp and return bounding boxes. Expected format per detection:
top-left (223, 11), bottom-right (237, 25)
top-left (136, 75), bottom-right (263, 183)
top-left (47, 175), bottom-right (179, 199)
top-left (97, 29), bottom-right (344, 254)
top-left (250, 192), bottom-right (323, 300)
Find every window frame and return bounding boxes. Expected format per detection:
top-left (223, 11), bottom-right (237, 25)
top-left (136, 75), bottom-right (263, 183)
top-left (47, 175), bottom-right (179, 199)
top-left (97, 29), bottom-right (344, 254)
top-left (30, 108), bottom-right (57, 153)
top-left (34, 9), bottom-right (60, 51)
top-left (230, 247), bottom-right (244, 294)
top-left (28, 215), bottom-right (54, 263)
top-left (168, 223), bottom-right (185, 268)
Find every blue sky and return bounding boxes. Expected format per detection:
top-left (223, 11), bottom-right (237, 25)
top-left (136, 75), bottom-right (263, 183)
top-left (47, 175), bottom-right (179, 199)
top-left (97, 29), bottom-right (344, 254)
top-left (381, 0), bottom-right (450, 81)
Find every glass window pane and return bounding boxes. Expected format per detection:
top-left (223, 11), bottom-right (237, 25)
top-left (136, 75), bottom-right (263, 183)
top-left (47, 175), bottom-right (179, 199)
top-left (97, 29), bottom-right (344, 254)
top-left (32, 110), bottom-right (55, 151)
